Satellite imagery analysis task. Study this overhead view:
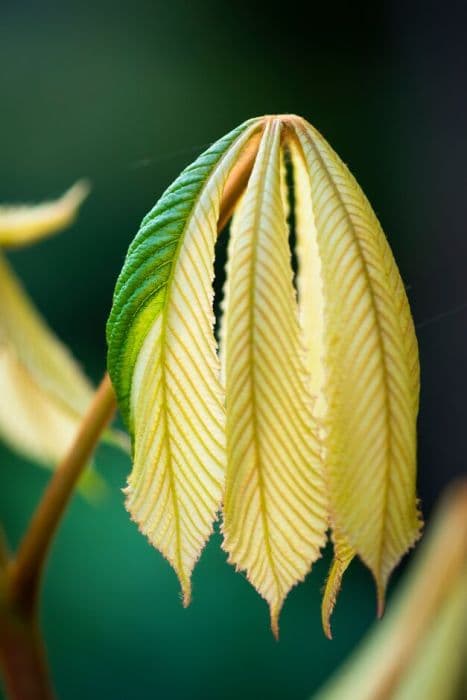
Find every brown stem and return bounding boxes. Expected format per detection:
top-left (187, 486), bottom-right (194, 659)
top-left (9, 373), bottom-right (117, 611)
top-left (1, 374), bottom-right (117, 700)
top-left (0, 612), bottom-right (54, 700)
top-left (217, 129), bottom-right (262, 233)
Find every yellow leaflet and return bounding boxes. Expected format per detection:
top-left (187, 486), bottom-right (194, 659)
top-left (221, 119), bottom-right (327, 636)
top-left (0, 181), bottom-right (89, 248)
top-left (279, 150), bottom-right (290, 223)
top-left (218, 197), bottom-right (239, 387)
top-left (292, 117), bottom-right (421, 609)
top-left (291, 142), bottom-right (355, 634)
top-left (291, 142), bottom-right (327, 418)
top-left (127, 125), bottom-right (260, 604)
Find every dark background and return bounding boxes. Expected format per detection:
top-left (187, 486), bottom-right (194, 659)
top-left (1, 1), bottom-right (466, 698)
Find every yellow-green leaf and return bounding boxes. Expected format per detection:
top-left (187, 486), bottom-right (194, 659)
top-left (290, 116), bottom-right (421, 612)
top-left (221, 118), bottom-right (328, 635)
top-left (107, 119), bottom-right (263, 602)
top-left (0, 181), bottom-right (89, 248)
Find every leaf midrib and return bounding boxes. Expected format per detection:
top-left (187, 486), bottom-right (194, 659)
top-left (246, 122), bottom-right (283, 606)
top-left (158, 125), bottom-right (259, 588)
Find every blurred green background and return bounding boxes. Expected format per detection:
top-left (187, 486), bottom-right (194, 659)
top-left (1, 1), bottom-right (466, 698)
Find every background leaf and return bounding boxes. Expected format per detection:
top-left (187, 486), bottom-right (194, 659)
top-left (0, 181), bottom-right (89, 248)
top-left (313, 482), bottom-right (467, 700)
top-left (0, 195), bottom-right (126, 489)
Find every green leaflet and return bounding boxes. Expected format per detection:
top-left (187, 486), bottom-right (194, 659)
top-left (107, 118), bottom-right (263, 600)
top-left (107, 119), bottom-right (258, 431)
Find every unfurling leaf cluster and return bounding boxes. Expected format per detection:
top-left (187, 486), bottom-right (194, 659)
top-left (107, 114), bottom-right (421, 636)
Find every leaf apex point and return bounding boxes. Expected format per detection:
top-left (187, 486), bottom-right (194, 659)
top-left (68, 178), bottom-right (92, 201)
top-left (181, 580), bottom-right (192, 608)
top-left (376, 583), bottom-right (386, 618)
top-left (321, 604), bottom-right (333, 640)
top-left (270, 604), bottom-right (282, 640)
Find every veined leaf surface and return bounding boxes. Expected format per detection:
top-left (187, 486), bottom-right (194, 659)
top-left (107, 119), bottom-right (263, 602)
top-left (291, 141), bottom-right (355, 635)
top-left (291, 141), bottom-right (327, 418)
top-left (221, 119), bottom-right (327, 635)
top-left (108, 113), bottom-right (421, 631)
top-left (0, 181), bottom-right (89, 248)
top-left (291, 116), bottom-right (421, 608)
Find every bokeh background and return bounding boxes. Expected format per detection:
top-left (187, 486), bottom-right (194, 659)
top-left (1, 1), bottom-right (466, 698)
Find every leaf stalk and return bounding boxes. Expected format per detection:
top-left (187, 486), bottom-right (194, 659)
top-left (0, 373), bottom-right (117, 699)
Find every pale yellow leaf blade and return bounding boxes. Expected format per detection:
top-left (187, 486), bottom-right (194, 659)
top-left (0, 181), bottom-right (89, 248)
top-left (291, 142), bottom-right (354, 634)
top-left (291, 117), bottom-right (421, 605)
top-left (290, 141), bottom-right (327, 418)
top-left (221, 119), bottom-right (328, 635)
top-left (125, 123), bottom-right (262, 603)
top-left (0, 344), bottom-right (86, 466)
top-left (0, 344), bottom-right (108, 497)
